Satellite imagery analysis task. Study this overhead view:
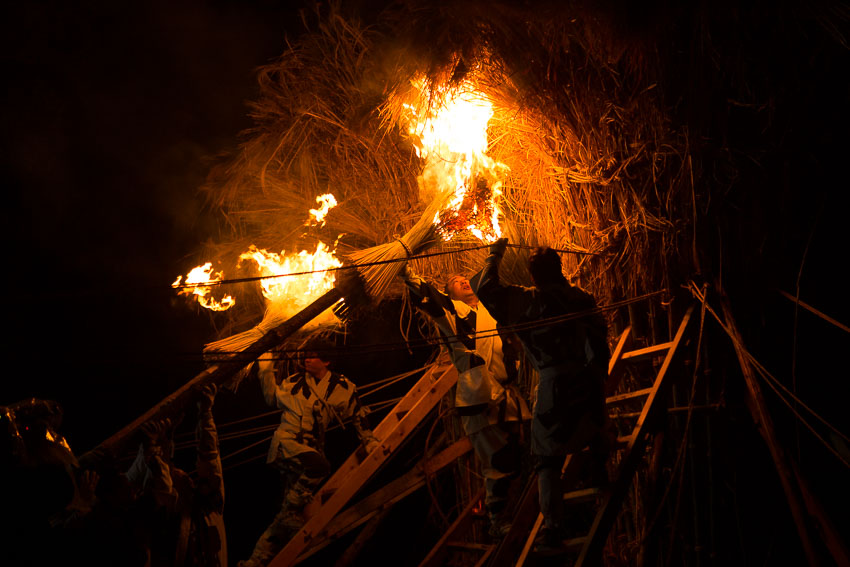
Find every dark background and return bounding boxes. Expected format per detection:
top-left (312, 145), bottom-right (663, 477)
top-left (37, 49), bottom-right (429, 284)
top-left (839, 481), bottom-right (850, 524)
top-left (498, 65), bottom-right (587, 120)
top-left (2, 0), bottom-right (312, 447)
top-left (1, 1), bottom-right (317, 560)
top-left (3, 1), bottom-right (848, 565)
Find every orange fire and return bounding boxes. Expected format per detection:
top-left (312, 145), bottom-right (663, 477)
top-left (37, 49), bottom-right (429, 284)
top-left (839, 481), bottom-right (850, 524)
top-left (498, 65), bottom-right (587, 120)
top-left (172, 263), bottom-right (236, 312)
top-left (307, 193), bottom-right (338, 227)
top-left (237, 242), bottom-right (342, 324)
top-left (174, 194), bottom-right (342, 317)
top-left (405, 80), bottom-right (507, 242)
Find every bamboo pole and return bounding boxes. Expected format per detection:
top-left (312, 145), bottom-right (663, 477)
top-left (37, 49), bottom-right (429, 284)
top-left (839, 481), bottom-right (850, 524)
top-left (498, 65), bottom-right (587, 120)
top-left (82, 272), bottom-right (361, 462)
top-left (718, 295), bottom-right (820, 567)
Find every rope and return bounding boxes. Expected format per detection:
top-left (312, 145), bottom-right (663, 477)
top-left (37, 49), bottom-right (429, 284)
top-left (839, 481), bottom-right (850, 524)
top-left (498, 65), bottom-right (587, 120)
top-left (357, 365), bottom-right (428, 398)
top-left (776, 289), bottom-right (850, 334)
top-left (201, 290), bottom-right (666, 362)
top-left (173, 244), bottom-right (490, 290)
top-left (395, 237), bottom-right (413, 258)
top-left (686, 282), bottom-right (850, 469)
top-left (173, 242), bottom-right (598, 290)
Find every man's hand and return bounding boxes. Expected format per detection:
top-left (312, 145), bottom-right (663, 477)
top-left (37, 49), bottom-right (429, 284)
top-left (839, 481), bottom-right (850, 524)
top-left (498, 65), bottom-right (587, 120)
top-left (489, 237), bottom-right (508, 257)
top-left (197, 383), bottom-right (217, 413)
top-left (363, 435), bottom-right (380, 454)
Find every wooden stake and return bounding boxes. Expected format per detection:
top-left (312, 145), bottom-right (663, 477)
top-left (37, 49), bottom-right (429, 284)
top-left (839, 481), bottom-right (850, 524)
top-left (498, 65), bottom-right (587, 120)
top-left (718, 295), bottom-right (821, 567)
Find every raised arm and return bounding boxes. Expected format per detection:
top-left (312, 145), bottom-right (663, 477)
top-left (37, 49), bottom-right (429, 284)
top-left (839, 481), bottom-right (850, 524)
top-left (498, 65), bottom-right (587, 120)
top-left (257, 353), bottom-right (302, 410)
top-left (401, 263), bottom-right (453, 319)
top-left (194, 384), bottom-right (224, 510)
top-left (471, 238), bottom-right (529, 324)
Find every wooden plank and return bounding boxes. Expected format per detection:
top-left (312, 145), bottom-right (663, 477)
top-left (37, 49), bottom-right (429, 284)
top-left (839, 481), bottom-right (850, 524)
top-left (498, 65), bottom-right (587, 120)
top-left (575, 305), bottom-right (694, 567)
top-left (620, 342), bottom-right (673, 361)
top-left (563, 487), bottom-right (601, 504)
top-left (446, 542), bottom-right (492, 552)
top-left (604, 327), bottom-right (632, 396)
top-left (304, 357), bottom-right (456, 517)
top-left (606, 387), bottom-right (653, 405)
top-left (295, 437), bottom-right (472, 563)
top-left (269, 361), bottom-right (460, 567)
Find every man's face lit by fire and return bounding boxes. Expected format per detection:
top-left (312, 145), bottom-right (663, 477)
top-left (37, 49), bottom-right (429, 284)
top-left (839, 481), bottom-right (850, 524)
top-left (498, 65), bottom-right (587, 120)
top-left (446, 275), bottom-right (477, 305)
top-left (303, 352), bottom-right (330, 379)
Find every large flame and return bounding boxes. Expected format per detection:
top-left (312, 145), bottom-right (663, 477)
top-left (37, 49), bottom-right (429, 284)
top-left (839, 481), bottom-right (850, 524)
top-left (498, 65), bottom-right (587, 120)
top-left (238, 242), bottom-right (342, 316)
top-left (174, 194), bottom-right (342, 317)
top-left (406, 80), bottom-right (507, 242)
top-left (172, 263), bottom-right (236, 312)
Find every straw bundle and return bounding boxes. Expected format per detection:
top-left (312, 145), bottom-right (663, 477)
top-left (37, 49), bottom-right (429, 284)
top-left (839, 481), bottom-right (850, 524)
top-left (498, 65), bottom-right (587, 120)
top-left (346, 196), bottom-right (443, 301)
top-left (193, 0), bottom-right (694, 349)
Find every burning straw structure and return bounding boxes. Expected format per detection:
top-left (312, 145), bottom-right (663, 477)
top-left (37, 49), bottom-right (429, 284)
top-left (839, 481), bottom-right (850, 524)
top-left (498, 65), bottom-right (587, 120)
top-left (166, 2), bottom-right (846, 565)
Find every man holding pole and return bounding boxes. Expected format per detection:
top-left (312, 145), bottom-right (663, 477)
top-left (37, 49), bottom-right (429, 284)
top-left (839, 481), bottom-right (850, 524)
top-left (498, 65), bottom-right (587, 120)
top-left (239, 339), bottom-right (378, 567)
top-left (472, 239), bottom-right (610, 553)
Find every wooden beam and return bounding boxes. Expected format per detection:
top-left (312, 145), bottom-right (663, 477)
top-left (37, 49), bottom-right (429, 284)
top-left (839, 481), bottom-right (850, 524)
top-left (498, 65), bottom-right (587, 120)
top-left (332, 506), bottom-right (392, 567)
top-left (84, 281), bottom-right (353, 461)
top-left (296, 437), bottom-right (472, 563)
top-left (605, 327), bottom-right (632, 396)
top-left (606, 387), bottom-right (653, 405)
top-left (719, 297), bottom-right (821, 566)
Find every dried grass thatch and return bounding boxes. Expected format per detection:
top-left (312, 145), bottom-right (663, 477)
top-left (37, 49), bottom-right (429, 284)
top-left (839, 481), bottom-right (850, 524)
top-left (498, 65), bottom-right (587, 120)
top-left (179, 2), bottom-right (849, 564)
top-left (195, 1), bottom-right (699, 342)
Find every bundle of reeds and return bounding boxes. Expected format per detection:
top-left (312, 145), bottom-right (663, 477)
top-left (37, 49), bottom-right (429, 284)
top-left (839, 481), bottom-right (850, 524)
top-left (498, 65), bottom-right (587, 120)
top-left (346, 196), bottom-right (443, 300)
top-left (201, 197), bottom-right (443, 364)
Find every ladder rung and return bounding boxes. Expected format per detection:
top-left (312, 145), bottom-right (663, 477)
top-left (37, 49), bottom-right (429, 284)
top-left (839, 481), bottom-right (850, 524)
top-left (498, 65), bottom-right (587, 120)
top-left (621, 341), bottom-right (673, 361)
top-left (563, 487), bottom-right (600, 503)
top-left (616, 433), bottom-right (635, 446)
top-left (606, 387), bottom-right (653, 405)
top-left (564, 536), bottom-right (588, 551)
top-left (446, 541), bottom-right (493, 552)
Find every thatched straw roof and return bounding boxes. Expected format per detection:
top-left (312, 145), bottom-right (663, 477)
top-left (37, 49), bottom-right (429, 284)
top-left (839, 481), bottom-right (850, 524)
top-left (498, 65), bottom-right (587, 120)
top-left (187, 0), bottom-right (848, 563)
top-left (195, 1), bottom-right (710, 336)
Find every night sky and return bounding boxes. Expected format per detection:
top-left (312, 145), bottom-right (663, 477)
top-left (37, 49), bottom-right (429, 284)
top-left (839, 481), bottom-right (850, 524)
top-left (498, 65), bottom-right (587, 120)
top-left (2, 2), bottom-right (425, 562)
top-left (3, 0), bottom-right (312, 448)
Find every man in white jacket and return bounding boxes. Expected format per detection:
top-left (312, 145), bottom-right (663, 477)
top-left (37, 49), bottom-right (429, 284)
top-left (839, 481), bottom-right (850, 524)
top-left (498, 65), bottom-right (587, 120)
top-left (403, 266), bottom-right (531, 537)
top-left (239, 339), bottom-right (377, 567)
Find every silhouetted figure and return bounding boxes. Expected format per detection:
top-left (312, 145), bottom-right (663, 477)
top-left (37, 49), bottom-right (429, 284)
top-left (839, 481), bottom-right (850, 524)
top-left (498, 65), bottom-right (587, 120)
top-left (126, 384), bottom-right (227, 566)
top-left (474, 239), bottom-right (610, 553)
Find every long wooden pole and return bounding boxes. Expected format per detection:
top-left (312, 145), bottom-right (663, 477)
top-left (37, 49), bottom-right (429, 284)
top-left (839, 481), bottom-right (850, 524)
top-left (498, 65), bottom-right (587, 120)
top-left (718, 295), bottom-right (821, 566)
top-left (83, 273), bottom-right (360, 462)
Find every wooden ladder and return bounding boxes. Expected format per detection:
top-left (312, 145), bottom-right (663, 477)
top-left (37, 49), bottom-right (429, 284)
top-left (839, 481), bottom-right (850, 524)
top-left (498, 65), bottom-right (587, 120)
top-left (268, 356), bottom-right (460, 567)
top-left (418, 305), bottom-right (695, 567)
